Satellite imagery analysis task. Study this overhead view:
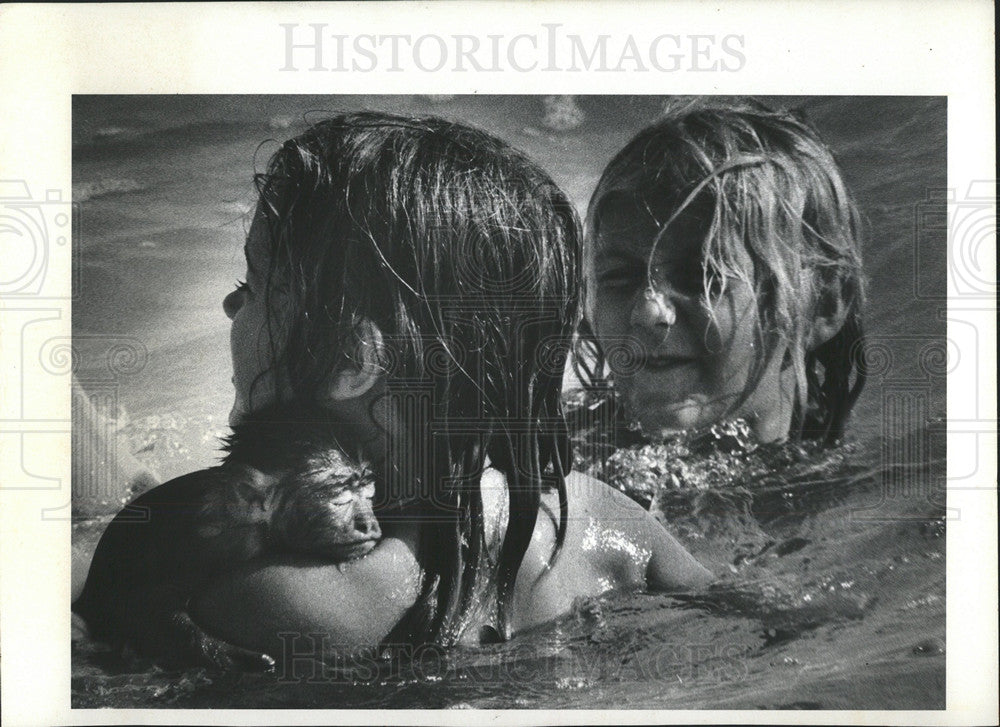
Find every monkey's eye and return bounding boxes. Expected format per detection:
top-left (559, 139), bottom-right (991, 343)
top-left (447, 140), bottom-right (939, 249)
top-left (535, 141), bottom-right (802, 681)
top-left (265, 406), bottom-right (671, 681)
top-left (359, 482), bottom-right (376, 500)
top-left (330, 490), bottom-right (353, 507)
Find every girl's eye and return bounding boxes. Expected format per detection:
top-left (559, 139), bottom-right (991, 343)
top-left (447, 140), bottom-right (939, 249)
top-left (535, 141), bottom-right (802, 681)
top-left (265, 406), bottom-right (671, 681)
top-left (695, 266), bottom-right (731, 303)
top-left (704, 274), bottom-right (724, 300)
top-left (223, 282), bottom-right (249, 319)
top-left (596, 268), bottom-right (643, 290)
top-left (654, 261), bottom-right (701, 296)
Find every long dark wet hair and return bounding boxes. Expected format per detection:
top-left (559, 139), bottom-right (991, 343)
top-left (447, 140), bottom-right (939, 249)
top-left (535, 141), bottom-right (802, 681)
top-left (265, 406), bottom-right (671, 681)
top-left (247, 112), bottom-right (581, 645)
top-left (576, 100), bottom-right (866, 444)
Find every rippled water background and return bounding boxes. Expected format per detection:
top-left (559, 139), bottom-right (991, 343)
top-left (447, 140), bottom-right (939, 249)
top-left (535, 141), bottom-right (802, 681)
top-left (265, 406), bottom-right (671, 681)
top-left (71, 95), bottom-right (946, 709)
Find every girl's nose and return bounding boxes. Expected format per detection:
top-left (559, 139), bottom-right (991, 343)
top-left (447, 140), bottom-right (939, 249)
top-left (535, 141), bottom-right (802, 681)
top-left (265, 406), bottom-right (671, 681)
top-left (223, 288), bottom-right (244, 320)
top-left (630, 286), bottom-right (677, 329)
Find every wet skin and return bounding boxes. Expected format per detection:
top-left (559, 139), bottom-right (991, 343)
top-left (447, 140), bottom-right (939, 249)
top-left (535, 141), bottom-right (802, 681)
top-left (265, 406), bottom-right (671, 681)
top-left (191, 470), bottom-right (713, 658)
top-left (71, 454), bottom-right (383, 669)
top-left (589, 203), bottom-right (796, 442)
top-left (199, 207), bottom-right (712, 658)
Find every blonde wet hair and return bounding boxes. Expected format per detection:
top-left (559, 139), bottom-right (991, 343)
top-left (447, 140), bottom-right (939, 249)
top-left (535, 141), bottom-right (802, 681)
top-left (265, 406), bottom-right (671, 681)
top-left (579, 99), bottom-right (866, 442)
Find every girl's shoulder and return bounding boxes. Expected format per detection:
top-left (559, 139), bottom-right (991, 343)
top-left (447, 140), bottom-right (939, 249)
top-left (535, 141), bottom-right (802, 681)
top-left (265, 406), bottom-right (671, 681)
top-left (481, 463), bottom-right (644, 528)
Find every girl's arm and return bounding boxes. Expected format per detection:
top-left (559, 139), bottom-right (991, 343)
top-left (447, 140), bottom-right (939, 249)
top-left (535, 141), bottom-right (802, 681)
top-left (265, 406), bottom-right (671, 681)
top-left (644, 519), bottom-right (715, 591)
top-left (189, 524), bottom-right (422, 662)
top-left (562, 470), bottom-right (714, 591)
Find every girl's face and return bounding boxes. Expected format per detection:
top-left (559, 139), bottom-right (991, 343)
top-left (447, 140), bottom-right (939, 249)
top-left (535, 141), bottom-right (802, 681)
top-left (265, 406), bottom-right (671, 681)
top-left (223, 211), bottom-right (291, 426)
top-left (589, 205), bottom-right (796, 442)
top-left (221, 206), bottom-right (396, 462)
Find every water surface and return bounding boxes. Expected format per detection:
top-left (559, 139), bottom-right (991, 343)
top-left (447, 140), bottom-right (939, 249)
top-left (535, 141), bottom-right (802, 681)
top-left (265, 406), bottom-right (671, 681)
top-left (71, 95), bottom-right (946, 709)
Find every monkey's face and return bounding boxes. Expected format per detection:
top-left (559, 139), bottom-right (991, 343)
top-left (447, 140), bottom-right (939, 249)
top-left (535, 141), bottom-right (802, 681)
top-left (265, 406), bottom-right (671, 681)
top-left (272, 473), bottom-right (382, 562)
top-left (308, 480), bottom-right (381, 560)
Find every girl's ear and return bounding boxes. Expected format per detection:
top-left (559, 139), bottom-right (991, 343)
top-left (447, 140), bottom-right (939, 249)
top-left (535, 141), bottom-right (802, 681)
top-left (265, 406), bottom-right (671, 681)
top-left (807, 284), bottom-right (849, 350)
top-left (325, 318), bottom-right (384, 401)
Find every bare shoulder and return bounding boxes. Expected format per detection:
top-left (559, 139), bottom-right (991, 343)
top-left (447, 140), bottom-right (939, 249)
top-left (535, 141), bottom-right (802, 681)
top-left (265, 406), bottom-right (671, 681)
top-left (563, 470), bottom-right (650, 522)
top-left (191, 526), bottom-right (422, 656)
top-left (564, 471), bottom-right (713, 589)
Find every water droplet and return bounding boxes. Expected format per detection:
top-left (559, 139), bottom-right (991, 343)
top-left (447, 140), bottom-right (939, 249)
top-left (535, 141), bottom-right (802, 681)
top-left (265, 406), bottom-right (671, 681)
top-left (911, 637), bottom-right (944, 656)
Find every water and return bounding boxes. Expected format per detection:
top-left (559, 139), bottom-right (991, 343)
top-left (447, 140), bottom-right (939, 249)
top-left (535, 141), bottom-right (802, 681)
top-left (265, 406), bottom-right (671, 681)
top-left (71, 95), bottom-right (947, 709)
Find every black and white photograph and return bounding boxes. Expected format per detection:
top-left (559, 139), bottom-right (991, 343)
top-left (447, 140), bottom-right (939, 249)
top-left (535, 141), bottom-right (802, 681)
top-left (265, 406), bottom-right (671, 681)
top-left (0, 3), bottom-right (995, 726)
top-left (68, 93), bottom-right (948, 709)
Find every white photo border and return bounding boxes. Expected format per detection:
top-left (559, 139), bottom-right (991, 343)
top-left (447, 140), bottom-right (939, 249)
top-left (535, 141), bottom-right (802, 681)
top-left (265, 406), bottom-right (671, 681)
top-left (0, 2), bottom-right (995, 725)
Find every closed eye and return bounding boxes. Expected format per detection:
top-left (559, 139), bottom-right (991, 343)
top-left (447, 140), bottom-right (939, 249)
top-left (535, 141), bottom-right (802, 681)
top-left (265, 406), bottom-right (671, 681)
top-left (703, 272), bottom-right (725, 300)
top-left (596, 267), bottom-right (644, 290)
top-left (329, 490), bottom-right (353, 507)
top-left (223, 282), bottom-right (249, 320)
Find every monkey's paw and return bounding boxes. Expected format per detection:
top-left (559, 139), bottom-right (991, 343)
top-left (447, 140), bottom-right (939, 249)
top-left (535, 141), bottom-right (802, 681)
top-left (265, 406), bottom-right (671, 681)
top-left (167, 610), bottom-right (276, 673)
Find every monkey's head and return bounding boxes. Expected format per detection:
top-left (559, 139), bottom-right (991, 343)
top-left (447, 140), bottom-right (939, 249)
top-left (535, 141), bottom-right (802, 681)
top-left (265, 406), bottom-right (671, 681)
top-left (270, 450), bottom-right (382, 561)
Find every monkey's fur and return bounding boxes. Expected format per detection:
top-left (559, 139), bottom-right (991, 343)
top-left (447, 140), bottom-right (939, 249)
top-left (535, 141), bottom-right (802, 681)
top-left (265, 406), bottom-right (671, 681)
top-left (196, 452), bottom-right (380, 567)
top-left (73, 414), bottom-right (380, 668)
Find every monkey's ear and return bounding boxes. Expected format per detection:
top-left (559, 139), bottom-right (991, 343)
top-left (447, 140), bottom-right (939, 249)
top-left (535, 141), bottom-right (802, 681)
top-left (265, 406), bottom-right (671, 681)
top-left (807, 281), bottom-right (850, 350)
top-left (325, 318), bottom-right (384, 401)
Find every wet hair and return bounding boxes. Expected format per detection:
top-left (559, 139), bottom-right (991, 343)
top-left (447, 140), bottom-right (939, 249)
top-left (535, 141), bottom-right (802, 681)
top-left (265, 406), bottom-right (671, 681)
top-left (248, 112), bottom-right (581, 645)
top-left (577, 99), bottom-right (866, 444)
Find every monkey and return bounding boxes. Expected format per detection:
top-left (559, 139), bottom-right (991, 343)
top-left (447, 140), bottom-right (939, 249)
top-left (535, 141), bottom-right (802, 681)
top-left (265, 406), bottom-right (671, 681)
top-left (73, 415), bottom-right (381, 671)
top-left (195, 451), bottom-right (380, 568)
